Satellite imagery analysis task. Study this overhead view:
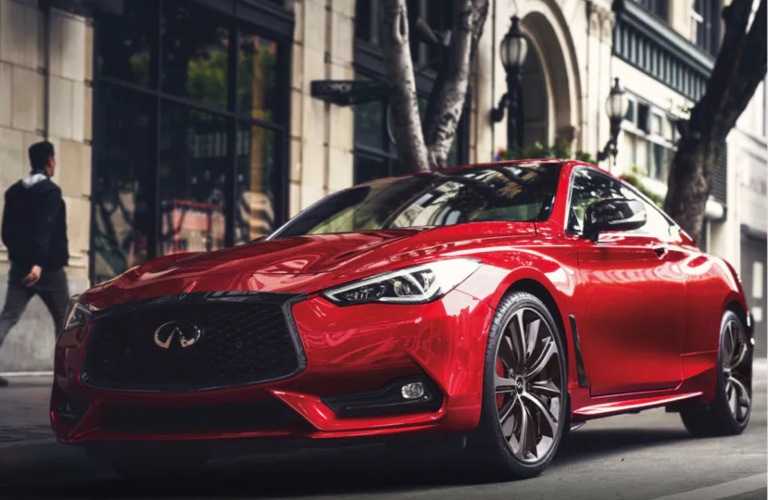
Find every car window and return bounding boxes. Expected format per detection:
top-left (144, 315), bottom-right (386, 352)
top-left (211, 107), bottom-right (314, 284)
top-left (568, 167), bottom-right (675, 240)
top-left (272, 163), bottom-right (561, 238)
top-left (619, 183), bottom-right (680, 241)
top-left (568, 168), bottom-right (624, 233)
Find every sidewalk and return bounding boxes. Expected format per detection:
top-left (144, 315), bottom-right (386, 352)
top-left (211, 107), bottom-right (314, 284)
top-left (0, 376), bottom-right (55, 448)
top-left (1, 359), bottom-right (766, 448)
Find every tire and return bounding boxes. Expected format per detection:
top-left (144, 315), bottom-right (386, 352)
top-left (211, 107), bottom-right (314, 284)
top-left (468, 291), bottom-right (568, 480)
top-left (680, 310), bottom-right (752, 437)
top-left (86, 442), bottom-right (210, 479)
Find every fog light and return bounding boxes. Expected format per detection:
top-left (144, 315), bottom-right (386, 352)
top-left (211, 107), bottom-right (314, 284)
top-left (750, 337), bottom-right (756, 346)
top-left (401, 382), bottom-right (425, 400)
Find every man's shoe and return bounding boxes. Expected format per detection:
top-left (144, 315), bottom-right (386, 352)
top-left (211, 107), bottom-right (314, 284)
top-left (0, 376), bottom-right (8, 387)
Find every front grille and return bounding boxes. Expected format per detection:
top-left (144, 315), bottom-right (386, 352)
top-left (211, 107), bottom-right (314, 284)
top-left (100, 400), bottom-right (307, 434)
top-left (82, 295), bottom-right (304, 392)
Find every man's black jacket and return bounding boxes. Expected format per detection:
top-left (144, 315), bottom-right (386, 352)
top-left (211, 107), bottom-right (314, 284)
top-left (2, 171), bottom-right (69, 271)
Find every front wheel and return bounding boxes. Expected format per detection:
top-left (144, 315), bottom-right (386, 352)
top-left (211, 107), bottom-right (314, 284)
top-left (680, 310), bottom-right (752, 437)
top-left (468, 291), bottom-right (567, 480)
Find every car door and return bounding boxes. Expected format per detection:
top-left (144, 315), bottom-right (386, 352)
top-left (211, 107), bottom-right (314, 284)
top-left (567, 167), bottom-right (687, 396)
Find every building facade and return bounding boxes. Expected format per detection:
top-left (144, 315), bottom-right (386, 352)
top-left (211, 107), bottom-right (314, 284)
top-left (0, 0), bottom-right (765, 371)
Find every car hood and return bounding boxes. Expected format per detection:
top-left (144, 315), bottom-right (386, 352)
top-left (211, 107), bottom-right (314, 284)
top-left (83, 223), bottom-right (537, 310)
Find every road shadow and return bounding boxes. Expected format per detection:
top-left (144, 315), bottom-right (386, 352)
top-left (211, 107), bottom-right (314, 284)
top-left (7, 447), bottom-right (484, 499)
top-left (4, 428), bottom-right (698, 499)
top-left (555, 426), bottom-right (692, 465)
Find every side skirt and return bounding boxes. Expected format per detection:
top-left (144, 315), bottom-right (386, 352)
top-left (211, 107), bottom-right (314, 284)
top-left (573, 391), bottom-right (703, 419)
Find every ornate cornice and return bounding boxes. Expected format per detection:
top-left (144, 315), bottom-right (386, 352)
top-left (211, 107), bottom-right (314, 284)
top-left (588, 1), bottom-right (616, 43)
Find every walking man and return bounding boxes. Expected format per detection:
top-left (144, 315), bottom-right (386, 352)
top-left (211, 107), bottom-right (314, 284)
top-left (0, 141), bottom-right (70, 387)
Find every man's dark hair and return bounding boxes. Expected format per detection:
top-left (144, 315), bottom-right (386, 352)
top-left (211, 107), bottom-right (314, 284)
top-left (28, 141), bottom-right (55, 171)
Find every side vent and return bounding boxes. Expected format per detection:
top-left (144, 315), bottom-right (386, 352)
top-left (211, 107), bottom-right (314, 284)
top-left (568, 314), bottom-right (589, 388)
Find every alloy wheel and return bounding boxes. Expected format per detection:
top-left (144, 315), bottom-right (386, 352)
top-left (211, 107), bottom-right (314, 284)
top-left (494, 307), bottom-right (563, 463)
top-left (722, 318), bottom-right (751, 425)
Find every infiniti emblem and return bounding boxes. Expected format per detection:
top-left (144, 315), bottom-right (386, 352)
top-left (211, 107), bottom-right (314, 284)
top-left (153, 321), bottom-right (204, 349)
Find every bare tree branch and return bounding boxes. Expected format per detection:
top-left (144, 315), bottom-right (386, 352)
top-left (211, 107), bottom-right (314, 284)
top-left (380, 0), bottom-right (429, 172)
top-left (687, 0), bottom-right (755, 139)
top-left (720, 0), bottom-right (767, 135)
top-left (423, 0), bottom-right (489, 169)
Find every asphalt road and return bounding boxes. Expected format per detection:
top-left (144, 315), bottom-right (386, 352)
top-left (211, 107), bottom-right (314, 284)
top-left (0, 363), bottom-right (765, 500)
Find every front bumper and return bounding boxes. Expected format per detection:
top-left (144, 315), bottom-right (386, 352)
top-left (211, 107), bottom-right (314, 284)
top-left (51, 289), bottom-right (494, 444)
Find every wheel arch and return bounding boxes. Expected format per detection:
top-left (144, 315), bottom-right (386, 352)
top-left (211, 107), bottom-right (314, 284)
top-left (499, 277), bottom-right (579, 396)
top-left (505, 278), bottom-right (568, 356)
top-left (726, 300), bottom-right (749, 330)
top-left (724, 301), bottom-right (753, 368)
top-left (456, 253), bottom-right (581, 400)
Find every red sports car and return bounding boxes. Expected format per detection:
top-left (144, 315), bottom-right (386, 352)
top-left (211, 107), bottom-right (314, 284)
top-left (51, 160), bottom-right (754, 480)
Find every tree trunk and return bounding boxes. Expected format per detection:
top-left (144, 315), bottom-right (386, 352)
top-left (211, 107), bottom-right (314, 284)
top-left (380, 0), bottom-right (429, 172)
top-left (423, 0), bottom-right (489, 169)
top-left (664, 0), bottom-right (766, 244)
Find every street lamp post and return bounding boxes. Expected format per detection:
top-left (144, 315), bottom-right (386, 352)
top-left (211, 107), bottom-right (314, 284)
top-left (597, 77), bottom-right (628, 163)
top-left (491, 16), bottom-right (528, 151)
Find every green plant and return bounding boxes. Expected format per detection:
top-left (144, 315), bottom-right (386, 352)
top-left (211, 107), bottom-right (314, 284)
top-left (620, 166), bottom-right (665, 208)
top-left (497, 140), bottom-right (595, 164)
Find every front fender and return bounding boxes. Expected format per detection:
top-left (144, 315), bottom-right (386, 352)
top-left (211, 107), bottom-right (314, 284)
top-left (456, 247), bottom-right (579, 315)
top-left (455, 246), bottom-right (581, 390)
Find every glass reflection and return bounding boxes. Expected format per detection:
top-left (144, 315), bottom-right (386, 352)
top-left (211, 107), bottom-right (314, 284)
top-left (354, 154), bottom-right (390, 185)
top-left (354, 98), bottom-right (384, 150)
top-left (92, 85), bottom-right (155, 282)
top-left (159, 103), bottom-right (228, 255)
top-left (162, 2), bottom-right (229, 109)
top-left (239, 33), bottom-right (279, 121)
top-left (97, 1), bottom-right (156, 86)
top-left (236, 124), bottom-right (276, 243)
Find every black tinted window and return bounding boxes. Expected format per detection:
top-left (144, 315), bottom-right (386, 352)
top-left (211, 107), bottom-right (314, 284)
top-left (568, 167), bottom-right (675, 239)
top-left (274, 163), bottom-right (560, 238)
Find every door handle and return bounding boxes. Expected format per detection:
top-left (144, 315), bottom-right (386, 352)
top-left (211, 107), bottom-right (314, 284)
top-left (652, 245), bottom-right (668, 258)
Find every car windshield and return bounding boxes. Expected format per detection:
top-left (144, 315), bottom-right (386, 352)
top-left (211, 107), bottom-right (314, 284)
top-left (272, 162), bottom-right (561, 238)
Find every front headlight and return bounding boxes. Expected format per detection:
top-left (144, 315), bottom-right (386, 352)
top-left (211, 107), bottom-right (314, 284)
top-left (322, 258), bottom-right (481, 306)
top-left (63, 296), bottom-right (92, 331)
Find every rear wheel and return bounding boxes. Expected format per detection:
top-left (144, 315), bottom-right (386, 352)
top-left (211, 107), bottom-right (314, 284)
top-left (680, 310), bottom-right (752, 437)
top-left (469, 291), bottom-right (567, 480)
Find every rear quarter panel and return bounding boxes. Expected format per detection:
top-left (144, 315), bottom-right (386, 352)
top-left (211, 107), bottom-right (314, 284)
top-left (683, 254), bottom-right (749, 355)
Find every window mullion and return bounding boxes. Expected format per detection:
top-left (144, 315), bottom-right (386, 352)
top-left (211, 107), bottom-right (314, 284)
top-left (225, 25), bottom-right (239, 248)
top-left (151, 0), bottom-right (164, 260)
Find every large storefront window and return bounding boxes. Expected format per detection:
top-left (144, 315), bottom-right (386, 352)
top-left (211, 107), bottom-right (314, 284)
top-left (92, 85), bottom-right (155, 281)
top-left (236, 125), bottom-right (277, 243)
top-left (91, 0), bottom-right (291, 284)
top-left (162, 3), bottom-right (230, 109)
top-left (96, 1), bottom-right (156, 87)
top-left (239, 31), bottom-right (279, 121)
top-left (159, 104), bottom-right (228, 254)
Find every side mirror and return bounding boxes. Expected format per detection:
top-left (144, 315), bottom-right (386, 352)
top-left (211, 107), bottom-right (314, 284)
top-left (583, 198), bottom-right (646, 242)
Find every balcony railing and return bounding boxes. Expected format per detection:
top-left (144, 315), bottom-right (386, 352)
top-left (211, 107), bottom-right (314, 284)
top-left (614, 0), bottom-right (714, 101)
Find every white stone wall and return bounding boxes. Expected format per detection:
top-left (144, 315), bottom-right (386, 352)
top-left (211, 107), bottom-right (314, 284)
top-left (735, 80), bottom-right (768, 237)
top-left (474, 0), bottom-right (609, 161)
top-left (289, 0), bottom-right (355, 216)
top-left (0, 1), bottom-right (91, 372)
